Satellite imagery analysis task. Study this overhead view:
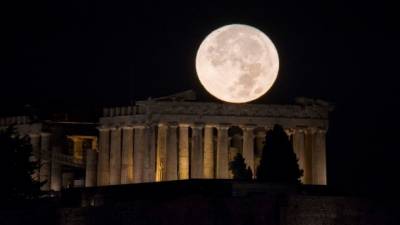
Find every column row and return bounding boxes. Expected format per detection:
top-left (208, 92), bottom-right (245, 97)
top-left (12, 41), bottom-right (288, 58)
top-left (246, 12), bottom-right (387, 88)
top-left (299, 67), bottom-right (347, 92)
top-left (96, 124), bottom-right (327, 185)
top-left (156, 123), bottom-right (239, 180)
top-left (97, 125), bottom-right (156, 186)
top-left (291, 128), bottom-right (327, 185)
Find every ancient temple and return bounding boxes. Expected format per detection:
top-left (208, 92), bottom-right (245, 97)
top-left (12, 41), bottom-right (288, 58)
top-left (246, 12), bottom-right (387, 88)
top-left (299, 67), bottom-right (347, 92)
top-left (0, 92), bottom-right (332, 191)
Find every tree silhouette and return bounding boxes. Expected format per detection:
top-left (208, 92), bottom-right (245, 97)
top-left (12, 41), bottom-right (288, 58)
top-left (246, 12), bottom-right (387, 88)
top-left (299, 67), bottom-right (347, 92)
top-left (0, 126), bottom-right (42, 204)
top-left (229, 153), bottom-right (253, 180)
top-left (256, 124), bottom-right (303, 184)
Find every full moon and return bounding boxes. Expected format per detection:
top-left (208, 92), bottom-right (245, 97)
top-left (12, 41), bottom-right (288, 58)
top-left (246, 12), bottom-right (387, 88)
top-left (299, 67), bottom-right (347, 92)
top-left (195, 24), bottom-right (279, 103)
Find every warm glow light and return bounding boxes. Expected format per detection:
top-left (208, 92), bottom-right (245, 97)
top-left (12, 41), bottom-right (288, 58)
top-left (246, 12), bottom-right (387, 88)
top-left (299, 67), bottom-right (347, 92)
top-left (195, 24), bottom-right (279, 103)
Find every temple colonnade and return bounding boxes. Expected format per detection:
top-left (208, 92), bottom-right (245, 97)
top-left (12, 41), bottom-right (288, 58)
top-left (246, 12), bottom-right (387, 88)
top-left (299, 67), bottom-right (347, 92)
top-left (95, 123), bottom-right (327, 186)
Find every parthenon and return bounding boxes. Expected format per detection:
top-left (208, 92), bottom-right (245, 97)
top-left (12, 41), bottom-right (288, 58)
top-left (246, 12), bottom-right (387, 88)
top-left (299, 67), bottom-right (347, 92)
top-left (0, 94), bottom-right (332, 191)
top-left (96, 98), bottom-right (332, 186)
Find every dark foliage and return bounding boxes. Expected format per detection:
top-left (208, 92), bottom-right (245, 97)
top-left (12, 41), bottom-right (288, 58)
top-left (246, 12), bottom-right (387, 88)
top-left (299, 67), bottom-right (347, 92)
top-left (0, 126), bottom-right (43, 204)
top-left (229, 153), bottom-right (253, 180)
top-left (256, 124), bottom-right (303, 184)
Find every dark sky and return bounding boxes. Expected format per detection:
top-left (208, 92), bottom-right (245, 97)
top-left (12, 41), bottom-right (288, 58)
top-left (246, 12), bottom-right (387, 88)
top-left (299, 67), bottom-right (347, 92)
top-left (1, 1), bottom-right (399, 194)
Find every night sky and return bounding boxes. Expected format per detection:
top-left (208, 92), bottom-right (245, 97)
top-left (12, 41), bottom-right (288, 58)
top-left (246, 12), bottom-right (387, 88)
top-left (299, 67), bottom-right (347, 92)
top-left (2, 1), bottom-right (399, 195)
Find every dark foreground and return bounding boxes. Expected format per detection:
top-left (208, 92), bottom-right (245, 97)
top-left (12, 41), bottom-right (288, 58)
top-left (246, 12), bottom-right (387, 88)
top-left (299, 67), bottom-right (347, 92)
top-left (1, 180), bottom-right (399, 225)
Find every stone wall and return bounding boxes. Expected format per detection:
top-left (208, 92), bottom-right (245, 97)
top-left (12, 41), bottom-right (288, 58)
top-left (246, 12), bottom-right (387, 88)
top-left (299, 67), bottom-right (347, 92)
top-left (1, 184), bottom-right (398, 225)
top-left (0, 203), bottom-right (56, 225)
top-left (284, 195), bottom-right (396, 225)
top-left (57, 194), bottom-right (398, 225)
top-left (58, 195), bottom-right (278, 225)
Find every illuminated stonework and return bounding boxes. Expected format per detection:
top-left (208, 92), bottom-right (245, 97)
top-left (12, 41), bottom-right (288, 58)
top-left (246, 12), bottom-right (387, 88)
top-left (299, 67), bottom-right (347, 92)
top-left (0, 94), bottom-right (332, 190)
top-left (97, 97), bottom-right (332, 186)
top-left (67, 135), bottom-right (97, 160)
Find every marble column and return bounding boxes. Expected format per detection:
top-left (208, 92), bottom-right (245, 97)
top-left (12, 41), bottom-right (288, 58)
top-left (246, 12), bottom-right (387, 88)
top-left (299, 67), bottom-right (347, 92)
top-left (91, 138), bottom-right (98, 152)
top-left (292, 128), bottom-right (306, 183)
top-left (121, 126), bottom-right (134, 184)
top-left (242, 125), bottom-right (255, 174)
top-left (303, 128), bottom-right (315, 184)
top-left (203, 125), bottom-right (214, 179)
top-left (40, 133), bottom-right (51, 191)
top-left (178, 124), bottom-right (190, 179)
top-left (216, 125), bottom-right (230, 179)
top-left (191, 124), bottom-right (204, 179)
top-left (85, 148), bottom-right (97, 187)
top-left (72, 137), bottom-right (83, 160)
top-left (143, 125), bottom-right (156, 182)
top-left (110, 127), bottom-right (122, 185)
top-left (156, 123), bottom-right (168, 181)
top-left (254, 130), bottom-right (266, 170)
top-left (51, 146), bottom-right (62, 191)
top-left (29, 134), bottom-right (40, 181)
top-left (97, 127), bottom-right (110, 186)
top-left (133, 125), bottom-right (146, 183)
top-left (166, 124), bottom-right (178, 180)
top-left (312, 129), bottom-right (327, 185)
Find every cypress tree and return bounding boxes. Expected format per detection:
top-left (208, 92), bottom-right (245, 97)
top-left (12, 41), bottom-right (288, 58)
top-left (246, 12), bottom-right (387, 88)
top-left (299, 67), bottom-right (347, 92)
top-left (229, 153), bottom-right (253, 180)
top-left (256, 124), bottom-right (303, 184)
top-left (0, 126), bottom-right (42, 204)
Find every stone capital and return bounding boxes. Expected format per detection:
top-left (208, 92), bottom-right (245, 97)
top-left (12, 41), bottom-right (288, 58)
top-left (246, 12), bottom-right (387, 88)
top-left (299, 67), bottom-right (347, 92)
top-left (216, 124), bottom-right (230, 130)
top-left (239, 124), bottom-right (256, 130)
top-left (294, 127), bottom-right (306, 133)
top-left (305, 127), bottom-right (318, 134)
top-left (121, 126), bottom-right (134, 130)
top-left (132, 124), bottom-right (147, 129)
top-left (168, 122), bottom-right (178, 128)
top-left (205, 123), bottom-right (217, 128)
top-left (190, 123), bottom-right (204, 129)
top-left (157, 123), bottom-right (168, 128)
top-left (97, 126), bottom-right (111, 131)
top-left (178, 123), bottom-right (190, 128)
